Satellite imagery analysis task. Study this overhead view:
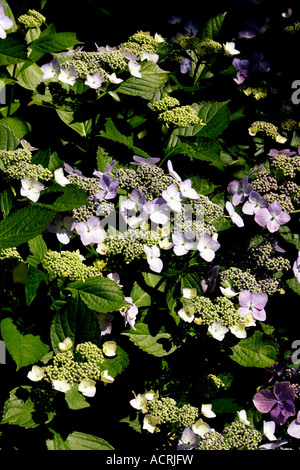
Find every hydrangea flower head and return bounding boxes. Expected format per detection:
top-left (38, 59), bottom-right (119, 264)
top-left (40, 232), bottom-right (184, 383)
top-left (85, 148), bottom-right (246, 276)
top-left (253, 381), bottom-right (296, 425)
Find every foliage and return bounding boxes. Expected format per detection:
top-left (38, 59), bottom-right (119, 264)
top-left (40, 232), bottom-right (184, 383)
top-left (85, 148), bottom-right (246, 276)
top-left (0, 0), bottom-right (300, 452)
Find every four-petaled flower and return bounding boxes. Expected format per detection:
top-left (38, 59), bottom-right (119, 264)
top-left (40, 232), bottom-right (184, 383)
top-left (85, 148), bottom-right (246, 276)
top-left (84, 71), bottom-right (104, 89)
top-left (287, 410), bottom-right (300, 439)
top-left (95, 174), bottom-right (118, 200)
top-left (197, 233), bottom-right (220, 262)
top-left (20, 177), bottom-right (45, 202)
top-left (172, 231), bottom-right (195, 256)
top-left (74, 216), bottom-right (106, 245)
top-left (293, 251), bottom-right (300, 283)
top-left (180, 58), bottom-right (192, 74)
top-left (177, 427), bottom-right (200, 450)
top-left (242, 191), bottom-right (268, 215)
top-left (41, 57), bottom-right (60, 79)
top-left (58, 65), bottom-right (78, 86)
top-left (144, 245), bottom-right (163, 273)
top-left (227, 176), bottom-right (253, 206)
top-left (0, 5), bottom-right (13, 39)
top-left (226, 201), bottom-right (244, 227)
top-left (238, 290), bottom-right (268, 321)
top-left (162, 184), bottom-right (183, 212)
top-left (47, 214), bottom-right (75, 244)
top-left (254, 201), bottom-right (291, 233)
top-left (253, 381), bottom-right (296, 425)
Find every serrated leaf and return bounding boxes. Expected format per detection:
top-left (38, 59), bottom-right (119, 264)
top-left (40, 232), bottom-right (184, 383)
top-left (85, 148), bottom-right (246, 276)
top-left (117, 61), bottom-right (168, 100)
top-left (65, 431), bottom-right (114, 450)
top-left (286, 278), bottom-right (300, 296)
top-left (0, 123), bottom-right (19, 150)
top-left (47, 430), bottom-right (114, 450)
top-left (50, 295), bottom-right (101, 354)
top-left (37, 184), bottom-right (88, 211)
top-left (100, 118), bottom-right (152, 158)
top-left (101, 345), bottom-right (129, 378)
top-left (66, 276), bottom-right (127, 314)
top-left (0, 318), bottom-right (49, 370)
top-left (30, 30), bottom-right (82, 54)
top-left (65, 385), bottom-right (90, 410)
top-left (230, 331), bottom-right (277, 368)
top-left (25, 266), bottom-right (46, 305)
top-left (122, 322), bottom-right (177, 357)
top-left (0, 34), bottom-right (27, 65)
top-left (0, 117), bottom-right (30, 140)
top-left (0, 205), bottom-right (55, 249)
top-left (28, 234), bottom-right (47, 264)
top-left (0, 386), bottom-right (37, 428)
top-left (200, 12), bottom-right (227, 39)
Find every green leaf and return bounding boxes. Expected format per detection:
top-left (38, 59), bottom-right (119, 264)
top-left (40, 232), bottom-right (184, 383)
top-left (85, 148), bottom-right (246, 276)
top-left (50, 295), bottom-right (101, 354)
top-left (0, 386), bottom-right (37, 428)
top-left (100, 118), bottom-right (152, 158)
top-left (0, 187), bottom-right (14, 218)
top-left (181, 101), bottom-right (230, 138)
top-left (65, 385), bottom-right (90, 410)
top-left (56, 109), bottom-right (92, 137)
top-left (200, 12), bottom-right (227, 39)
top-left (66, 276), bottom-right (127, 314)
top-left (27, 234), bottom-right (47, 265)
top-left (122, 322), bottom-right (177, 357)
top-left (230, 331), bottom-right (278, 368)
top-left (0, 205), bottom-right (55, 249)
top-left (117, 61), bottom-right (168, 100)
top-left (0, 34), bottom-right (27, 65)
top-left (46, 430), bottom-right (114, 450)
top-left (12, 63), bottom-right (44, 90)
top-left (25, 266), bottom-right (46, 305)
top-left (286, 278), bottom-right (300, 296)
top-left (0, 123), bottom-right (19, 150)
top-left (0, 117), bottom-right (30, 140)
top-left (0, 318), bottom-right (49, 370)
top-left (37, 184), bottom-right (88, 212)
top-left (130, 282), bottom-right (152, 308)
top-left (65, 431), bottom-right (114, 450)
top-left (30, 30), bottom-right (82, 54)
top-left (178, 139), bottom-right (224, 170)
top-left (101, 345), bottom-right (129, 378)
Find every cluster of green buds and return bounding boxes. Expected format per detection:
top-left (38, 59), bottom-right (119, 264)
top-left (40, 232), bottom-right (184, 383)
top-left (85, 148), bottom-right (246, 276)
top-left (0, 148), bottom-right (52, 182)
top-left (27, 338), bottom-right (117, 397)
top-left (178, 37), bottom-right (222, 57)
top-left (43, 249), bottom-right (103, 281)
top-left (157, 104), bottom-right (201, 128)
top-left (18, 9), bottom-right (46, 28)
top-left (222, 421), bottom-right (262, 450)
top-left (248, 121), bottom-right (287, 143)
top-left (0, 247), bottom-right (23, 263)
top-left (103, 229), bottom-right (161, 264)
top-left (243, 86), bottom-right (267, 100)
top-left (146, 396), bottom-right (199, 431)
